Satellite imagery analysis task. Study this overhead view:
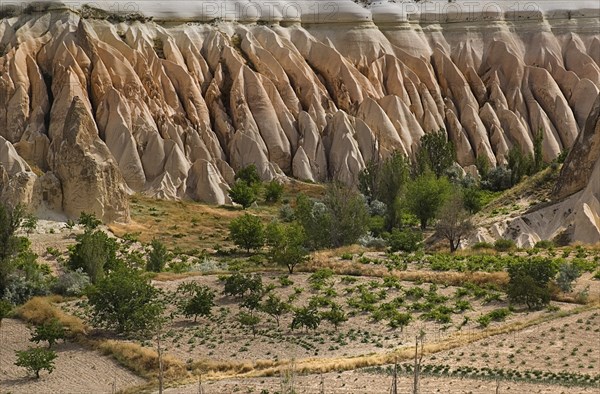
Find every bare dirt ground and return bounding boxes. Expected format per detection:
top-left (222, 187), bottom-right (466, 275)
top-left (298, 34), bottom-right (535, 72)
top-left (162, 369), bottom-right (599, 394)
top-left (146, 273), bottom-right (582, 365)
top-left (432, 309), bottom-right (600, 374)
top-left (0, 318), bottom-right (145, 394)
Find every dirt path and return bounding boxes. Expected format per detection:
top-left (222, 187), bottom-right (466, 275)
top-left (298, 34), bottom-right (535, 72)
top-left (0, 319), bottom-right (145, 394)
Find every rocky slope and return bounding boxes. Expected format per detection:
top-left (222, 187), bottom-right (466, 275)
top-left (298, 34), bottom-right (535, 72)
top-left (0, 1), bottom-right (598, 233)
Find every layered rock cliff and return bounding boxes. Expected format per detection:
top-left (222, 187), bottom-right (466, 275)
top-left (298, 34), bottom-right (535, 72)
top-left (0, 1), bottom-right (598, 228)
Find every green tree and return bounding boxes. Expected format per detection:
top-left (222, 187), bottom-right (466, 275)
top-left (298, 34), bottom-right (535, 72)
top-left (435, 193), bottom-right (474, 253)
top-left (222, 272), bottom-right (263, 298)
top-left (265, 222), bottom-right (309, 274)
top-left (229, 214), bottom-right (264, 253)
top-left (146, 239), bottom-right (170, 273)
top-left (507, 258), bottom-right (558, 310)
top-left (238, 311), bottom-right (260, 337)
top-left (294, 195), bottom-right (332, 250)
top-left (30, 318), bottom-right (66, 349)
top-left (324, 183), bottom-right (369, 247)
top-left (415, 129), bottom-right (456, 177)
top-left (291, 306), bottom-right (321, 332)
top-left (68, 229), bottom-right (119, 283)
top-left (321, 304), bottom-right (347, 331)
top-left (406, 172), bottom-right (451, 230)
top-left (261, 293), bottom-right (290, 327)
top-left (264, 180), bottom-right (284, 203)
top-left (359, 153), bottom-right (410, 229)
top-left (228, 180), bottom-right (258, 209)
top-left (0, 203), bottom-right (26, 295)
top-left (15, 347), bottom-right (57, 378)
top-left (176, 282), bottom-right (215, 322)
top-left (86, 267), bottom-right (165, 336)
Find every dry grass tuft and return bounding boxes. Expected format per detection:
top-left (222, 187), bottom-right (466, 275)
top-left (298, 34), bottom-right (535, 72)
top-left (95, 340), bottom-right (188, 380)
top-left (18, 296), bottom-right (86, 335)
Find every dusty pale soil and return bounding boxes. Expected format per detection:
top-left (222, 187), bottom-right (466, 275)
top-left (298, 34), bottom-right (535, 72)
top-left (162, 369), bottom-right (599, 394)
top-left (432, 309), bottom-right (600, 374)
top-left (0, 319), bottom-right (145, 394)
top-left (141, 273), bottom-right (582, 365)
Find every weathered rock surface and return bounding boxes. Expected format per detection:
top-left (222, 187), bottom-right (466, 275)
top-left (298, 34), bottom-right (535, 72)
top-left (0, 1), bottom-right (598, 234)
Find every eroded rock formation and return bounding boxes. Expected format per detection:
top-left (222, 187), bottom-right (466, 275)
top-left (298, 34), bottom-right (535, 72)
top-left (0, 1), bottom-right (598, 227)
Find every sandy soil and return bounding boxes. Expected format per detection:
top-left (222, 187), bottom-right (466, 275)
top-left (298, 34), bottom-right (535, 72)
top-left (145, 273), bottom-right (581, 365)
top-left (162, 369), bottom-right (598, 394)
top-left (0, 319), bottom-right (145, 394)
top-left (432, 309), bottom-right (600, 374)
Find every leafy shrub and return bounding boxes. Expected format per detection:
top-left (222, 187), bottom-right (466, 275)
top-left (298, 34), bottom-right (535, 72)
top-left (146, 239), bottom-right (170, 273)
top-left (228, 180), bottom-right (257, 209)
top-left (176, 282), bottom-right (215, 322)
top-left (278, 204), bottom-right (295, 222)
top-left (472, 242), bottom-right (494, 250)
top-left (387, 228), bottom-right (422, 253)
top-left (86, 267), bottom-right (165, 336)
top-left (52, 269), bottom-right (90, 296)
top-left (507, 257), bottom-right (558, 310)
top-left (264, 180), bottom-right (284, 203)
top-left (235, 164), bottom-right (261, 185)
top-left (481, 166), bottom-right (512, 191)
top-left (556, 262), bottom-right (581, 293)
top-left (229, 214), bottom-right (264, 253)
top-left (534, 240), bottom-right (554, 249)
top-left (291, 307), bottom-right (321, 332)
top-left (15, 347), bottom-right (57, 378)
top-left (68, 229), bottom-right (119, 283)
top-left (494, 239), bottom-right (516, 252)
top-left (30, 319), bottom-right (66, 348)
top-left (222, 272), bottom-right (263, 298)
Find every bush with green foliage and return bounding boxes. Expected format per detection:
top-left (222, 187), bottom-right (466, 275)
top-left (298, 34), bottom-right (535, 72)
top-left (387, 228), bottom-right (423, 253)
top-left (481, 166), bottom-right (513, 191)
top-left (176, 282), bottom-right (215, 322)
top-left (507, 257), bottom-right (558, 310)
top-left (2, 249), bottom-right (52, 305)
top-left (52, 269), bottom-right (90, 297)
top-left (534, 240), bottom-right (554, 249)
top-left (265, 222), bottom-right (309, 274)
top-left (295, 184), bottom-right (369, 249)
top-left (264, 180), bottom-right (284, 203)
top-left (15, 347), bottom-right (57, 378)
top-left (321, 304), bottom-right (347, 330)
top-left (291, 306), bottom-right (321, 332)
top-left (86, 267), bottom-right (165, 336)
top-left (228, 180), bottom-right (258, 209)
top-left (222, 272), bottom-right (263, 298)
top-left (238, 311), bottom-right (260, 337)
top-left (405, 172), bottom-right (451, 230)
top-left (30, 319), bottom-right (65, 348)
top-left (494, 239), bottom-right (516, 252)
top-left (146, 239), bottom-right (170, 272)
top-left (556, 262), bottom-right (581, 293)
top-left (229, 214), bottom-right (264, 253)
